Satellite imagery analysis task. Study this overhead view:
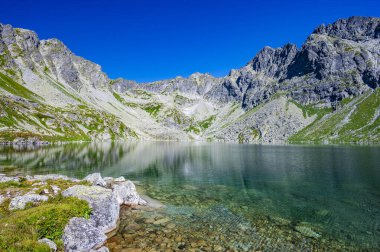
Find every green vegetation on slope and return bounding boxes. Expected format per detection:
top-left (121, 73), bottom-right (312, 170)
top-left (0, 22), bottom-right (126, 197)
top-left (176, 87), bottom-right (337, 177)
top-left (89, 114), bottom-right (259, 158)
top-left (0, 72), bottom-right (42, 101)
top-left (289, 90), bottom-right (380, 143)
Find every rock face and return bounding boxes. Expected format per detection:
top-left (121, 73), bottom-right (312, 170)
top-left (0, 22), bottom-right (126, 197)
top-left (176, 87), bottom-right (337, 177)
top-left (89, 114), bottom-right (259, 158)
top-left (0, 16), bottom-right (379, 143)
top-left (62, 185), bottom-right (120, 233)
top-left (9, 194), bottom-right (48, 210)
top-left (62, 217), bottom-right (107, 252)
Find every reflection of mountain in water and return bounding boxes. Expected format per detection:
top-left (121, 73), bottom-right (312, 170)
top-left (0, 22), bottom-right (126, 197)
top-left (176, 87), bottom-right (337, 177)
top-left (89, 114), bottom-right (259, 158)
top-left (0, 142), bottom-right (139, 177)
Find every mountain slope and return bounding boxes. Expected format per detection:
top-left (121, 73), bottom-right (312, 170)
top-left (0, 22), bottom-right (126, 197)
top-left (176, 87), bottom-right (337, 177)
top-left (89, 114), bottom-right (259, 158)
top-left (0, 16), bottom-right (379, 143)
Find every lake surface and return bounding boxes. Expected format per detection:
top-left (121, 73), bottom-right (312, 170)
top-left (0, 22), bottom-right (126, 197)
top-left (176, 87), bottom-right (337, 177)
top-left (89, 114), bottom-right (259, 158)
top-left (1, 142), bottom-right (380, 251)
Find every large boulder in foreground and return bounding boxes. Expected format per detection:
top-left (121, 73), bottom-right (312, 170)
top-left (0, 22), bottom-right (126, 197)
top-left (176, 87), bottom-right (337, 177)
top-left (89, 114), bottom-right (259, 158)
top-left (62, 217), bottom-right (107, 252)
top-left (9, 194), bottom-right (48, 210)
top-left (62, 185), bottom-right (119, 233)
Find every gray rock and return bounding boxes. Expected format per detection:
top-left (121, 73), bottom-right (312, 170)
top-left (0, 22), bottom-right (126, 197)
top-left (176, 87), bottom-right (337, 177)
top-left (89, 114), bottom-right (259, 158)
top-left (31, 174), bottom-right (76, 182)
top-left (0, 176), bottom-right (20, 183)
top-left (62, 185), bottom-right (119, 233)
top-left (0, 195), bottom-right (5, 204)
top-left (112, 180), bottom-right (147, 206)
top-left (83, 173), bottom-right (107, 187)
top-left (114, 176), bottom-right (125, 182)
top-left (38, 238), bottom-right (57, 251)
top-left (62, 217), bottom-right (106, 252)
top-left (9, 194), bottom-right (48, 210)
top-left (32, 182), bottom-right (47, 186)
top-left (42, 188), bottom-right (50, 195)
top-left (51, 185), bottom-right (60, 195)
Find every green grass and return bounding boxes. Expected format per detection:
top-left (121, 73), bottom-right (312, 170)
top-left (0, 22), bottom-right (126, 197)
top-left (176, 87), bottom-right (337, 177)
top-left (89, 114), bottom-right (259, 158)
top-left (0, 178), bottom-right (91, 251)
top-left (0, 73), bottom-right (41, 101)
top-left (199, 115), bottom-right (216, 130)
top-left (113, 92), bottom-right (138, 108)
top-left (185, 125), bottom-right (201, 134)
top-left (288, 100), bottom-right (332, 119)
top-left (0, 196), bottom-right (91, 252)
top-left (143, 104), bottom-right (161, 116)
top-left (289, 90), bottom-right (380, 143)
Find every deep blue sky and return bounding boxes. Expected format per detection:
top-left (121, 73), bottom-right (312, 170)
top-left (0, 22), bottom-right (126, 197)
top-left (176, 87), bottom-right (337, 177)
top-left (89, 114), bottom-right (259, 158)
top-left (2, 0), bottom-right (379, 82)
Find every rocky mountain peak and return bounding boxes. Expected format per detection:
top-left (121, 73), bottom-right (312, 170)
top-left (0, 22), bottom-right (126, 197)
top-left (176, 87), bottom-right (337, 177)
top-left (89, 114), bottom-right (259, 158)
top-left (313, 16), bottom-right (380, 41)
top-left (248, 43), bottom-right (298, 79)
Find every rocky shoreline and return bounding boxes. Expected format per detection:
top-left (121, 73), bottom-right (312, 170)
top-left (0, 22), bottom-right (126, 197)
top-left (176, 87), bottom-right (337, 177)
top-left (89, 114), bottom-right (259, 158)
top-left (0, 173), bottom-right (149, 252)
top-left (0, 137), bottom-right (50, 146)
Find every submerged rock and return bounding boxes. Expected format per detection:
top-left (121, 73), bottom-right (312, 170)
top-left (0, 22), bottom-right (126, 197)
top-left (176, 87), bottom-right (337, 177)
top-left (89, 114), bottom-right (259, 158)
top-left (112, 180), bottom-right (147, 206)
top-left (62, 185), bottom-right (119, 233)
top-left (38, 238), bottom-right (57, 251)
top-left (62, 217), bottom-right (107, 252)
top-left (9, 194), bottom-right (48, 210)
top-left (84, 173), bottom-right (107, 187)
top-left (90, 246), bottom-right (109, 252)
top-left (294, 225), bottom-right (321, 238)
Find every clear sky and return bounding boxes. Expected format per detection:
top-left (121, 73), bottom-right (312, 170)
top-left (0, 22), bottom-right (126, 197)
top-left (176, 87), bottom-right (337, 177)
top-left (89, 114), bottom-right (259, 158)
top-left (1, 0), bottom-right (379, 82)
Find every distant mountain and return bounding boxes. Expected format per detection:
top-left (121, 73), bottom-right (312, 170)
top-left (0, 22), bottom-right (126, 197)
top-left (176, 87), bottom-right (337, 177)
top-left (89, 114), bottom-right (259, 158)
top-left (0, 16), bottom-right (379, 143)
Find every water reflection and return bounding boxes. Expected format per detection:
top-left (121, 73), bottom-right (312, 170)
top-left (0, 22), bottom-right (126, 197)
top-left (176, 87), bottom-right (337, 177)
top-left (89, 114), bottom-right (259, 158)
top-left (0, 142), bottom-right (380, 249)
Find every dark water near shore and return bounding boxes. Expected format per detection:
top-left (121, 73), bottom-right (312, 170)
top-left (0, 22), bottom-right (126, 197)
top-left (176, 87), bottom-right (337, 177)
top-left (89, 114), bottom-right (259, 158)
top-left (1, 142), bottom-right (380, 250)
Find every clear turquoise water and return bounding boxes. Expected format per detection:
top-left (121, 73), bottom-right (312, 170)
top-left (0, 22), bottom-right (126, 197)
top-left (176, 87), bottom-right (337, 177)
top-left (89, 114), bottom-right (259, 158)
top-left (1, 142), bottom-right (380, 250)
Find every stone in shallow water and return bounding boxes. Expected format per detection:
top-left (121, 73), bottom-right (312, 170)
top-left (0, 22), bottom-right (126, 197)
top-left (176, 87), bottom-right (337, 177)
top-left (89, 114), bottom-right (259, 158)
top-left (84, 173), bottom-right (107, 187)
top-left (9, 194), bottom-right (48, 210)
top-left (63, 217), bottom-right (107, 252)
top-left (62, 185), bottom-right (120, 233)
top-left (294, 225), bottom-right (321, 238)
top-left (153, 217), bottom-right (171, 225)
top-left (90, 246), bottom-right (109, 252)
top-left (112, 181), bottom-right (147, 206)
top-left (38, 238), bottom-right (57, 251)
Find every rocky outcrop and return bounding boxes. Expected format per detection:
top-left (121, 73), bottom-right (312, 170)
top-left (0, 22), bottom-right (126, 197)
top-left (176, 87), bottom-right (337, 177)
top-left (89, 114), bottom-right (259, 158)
top-left (61, 174), bottom-right (146, 251)
top-left (0, 173), bottom-right (146, 251)
top-left (62, 185), bottom-right (120, 233)
top-left (9, 194), bottom-right (48, 210)
top-left (313, 16), bottom-right (380, 41)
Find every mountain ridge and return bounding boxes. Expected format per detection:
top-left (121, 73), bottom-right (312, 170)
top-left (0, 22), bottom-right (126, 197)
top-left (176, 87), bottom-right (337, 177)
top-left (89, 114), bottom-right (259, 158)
top-left (0, 16), bottom-right (379, 143)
